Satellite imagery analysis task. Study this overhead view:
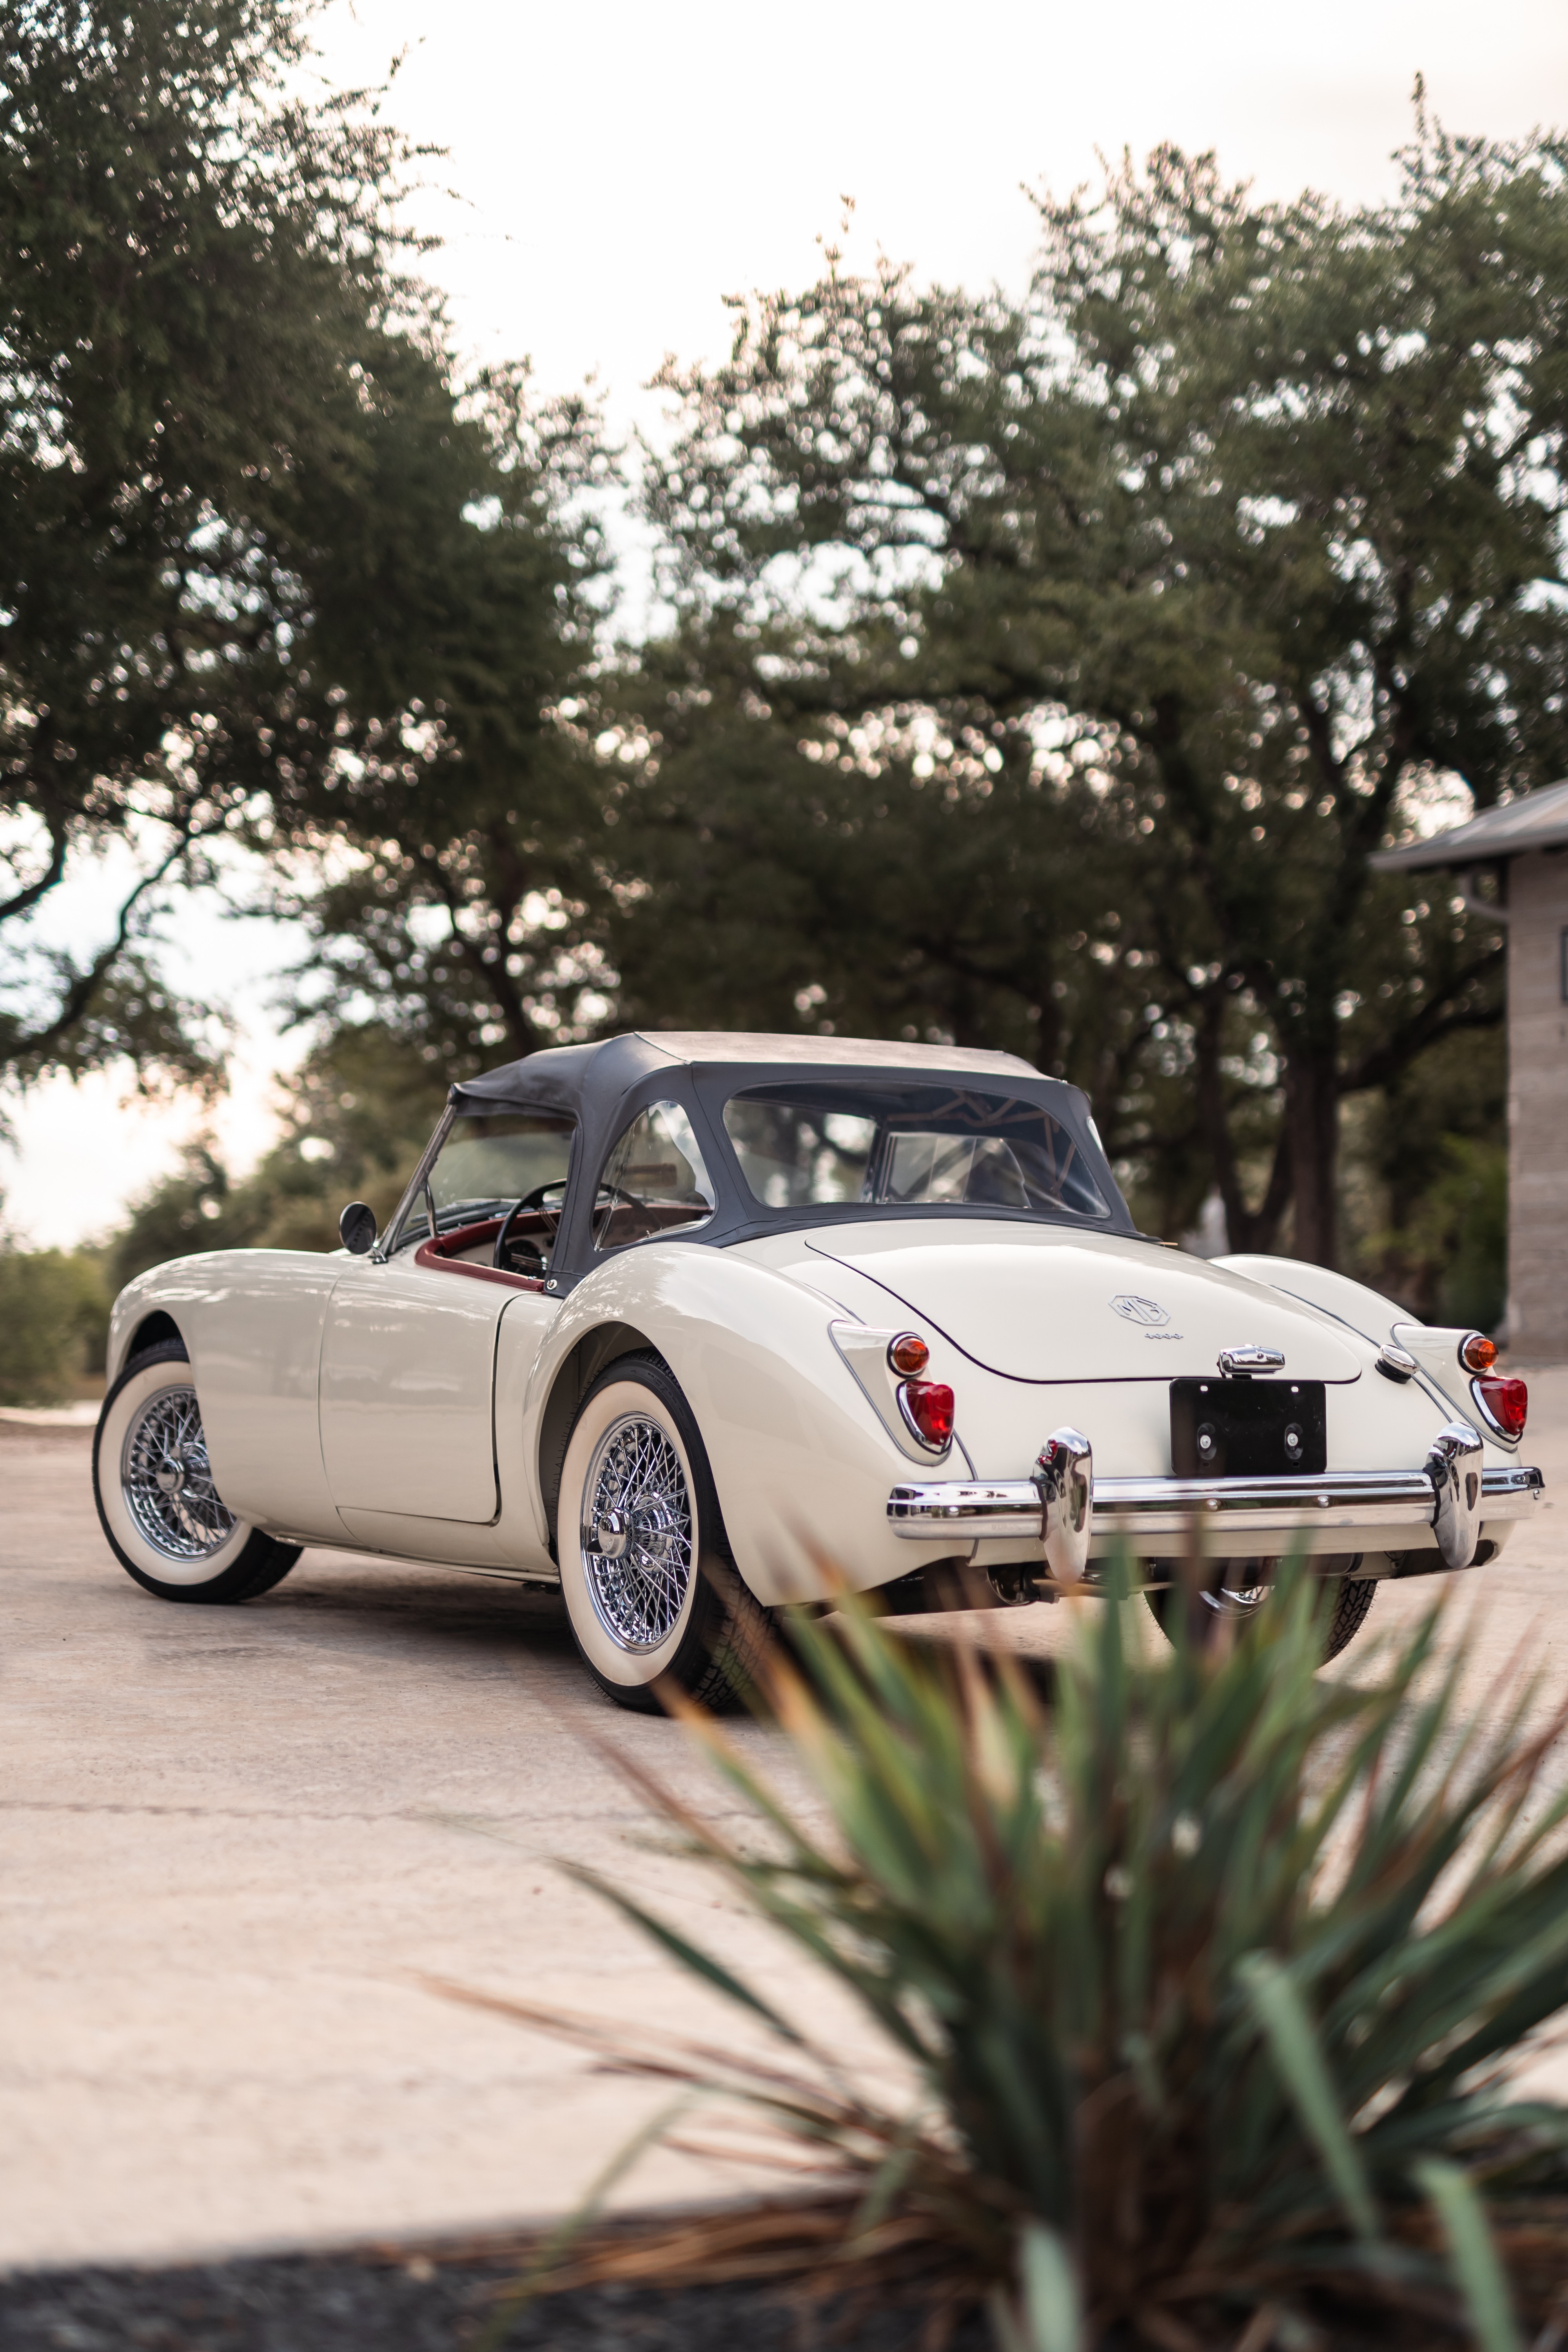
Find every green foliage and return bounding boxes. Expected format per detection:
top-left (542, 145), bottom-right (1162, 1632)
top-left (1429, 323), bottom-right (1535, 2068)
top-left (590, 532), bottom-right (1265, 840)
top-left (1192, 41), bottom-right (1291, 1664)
top-left (1341, 1022), bottom-right (1510, 1325)
top-left (606, 622), bottom-right (1154, 1085)
top-left (583, 1572), bottom-right (1568, 2343)
top-left (0, 1239), bottom-right (107, 1401)
top-left (2, 0), bottom-right (612, 1109)
top-left (1388, 1135), bottom-right (1509, 1334)
top-left (260, 368), bottom-right (621, 1068)
top-left (107, 1024), bottom-right (445, 1281)
top-left (247, 1022), bottom-right (447, 1251)
top-left (623, 109), bottom-right (1568, 1263)
top-left (1, 0), bottom-right (414, 1084)
top-left (107, 1142), bottom-right (265, 1291)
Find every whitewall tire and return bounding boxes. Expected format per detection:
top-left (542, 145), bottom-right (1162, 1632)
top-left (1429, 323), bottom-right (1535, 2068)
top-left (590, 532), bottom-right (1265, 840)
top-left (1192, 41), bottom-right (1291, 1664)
top-left (556, 1355), bottom-right (772, 1713)
top-left (93, 1339), bottom-right (301, 1604)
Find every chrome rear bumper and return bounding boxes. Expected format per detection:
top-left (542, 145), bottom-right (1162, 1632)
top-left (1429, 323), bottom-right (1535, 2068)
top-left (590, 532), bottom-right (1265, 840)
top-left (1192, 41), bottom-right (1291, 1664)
top-left (888, 1461), bottom-right (1543, 1544)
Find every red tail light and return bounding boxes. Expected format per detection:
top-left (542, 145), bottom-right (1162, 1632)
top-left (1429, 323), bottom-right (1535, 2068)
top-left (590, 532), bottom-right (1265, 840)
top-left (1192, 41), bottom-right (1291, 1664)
top-left (1475, 1375), bottom-right (1528, 1440)
top-left (898, 1379), bottom-right (954, 1450)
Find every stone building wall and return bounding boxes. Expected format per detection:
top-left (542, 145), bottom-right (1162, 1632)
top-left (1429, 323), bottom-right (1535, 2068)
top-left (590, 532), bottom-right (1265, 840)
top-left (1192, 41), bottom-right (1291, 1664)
top-left (1506, 847), bottom-right (1568, 1361)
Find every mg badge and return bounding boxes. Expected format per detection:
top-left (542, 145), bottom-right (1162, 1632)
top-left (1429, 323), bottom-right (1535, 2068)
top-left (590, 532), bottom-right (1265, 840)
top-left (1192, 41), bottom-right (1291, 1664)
top-left (1111, 1293), bottom-right (1170, 1327)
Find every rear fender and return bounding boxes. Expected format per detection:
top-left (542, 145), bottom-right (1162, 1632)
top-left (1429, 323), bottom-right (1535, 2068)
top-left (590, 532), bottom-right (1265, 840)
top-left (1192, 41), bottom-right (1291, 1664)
top-left (517, 1245), bottom-right (966, 1604)
top-left (1217, 1255), bottom-right (1505, 1443)
top-left (1216, 1255), bottom-right (1408, 1347)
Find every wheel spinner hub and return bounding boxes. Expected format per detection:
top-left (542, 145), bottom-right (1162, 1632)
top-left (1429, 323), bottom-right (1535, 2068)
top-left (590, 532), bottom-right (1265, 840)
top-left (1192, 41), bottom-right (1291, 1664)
top-left (580, 1414), bottom-right (694, 1652)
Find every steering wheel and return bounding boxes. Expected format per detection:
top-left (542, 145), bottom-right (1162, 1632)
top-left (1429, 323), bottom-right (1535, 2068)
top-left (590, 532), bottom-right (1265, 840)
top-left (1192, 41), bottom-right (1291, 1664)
top-left (493, 1181), bottom-right (566, 1272)
top-left (492, 1180), bottom-right (641, 1271)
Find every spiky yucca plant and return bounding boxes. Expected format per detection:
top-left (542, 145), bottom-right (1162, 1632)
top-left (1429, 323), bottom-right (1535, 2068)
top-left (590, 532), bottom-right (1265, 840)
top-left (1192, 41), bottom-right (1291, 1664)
top-left (454, 1567), bottom-right (1568, 2349)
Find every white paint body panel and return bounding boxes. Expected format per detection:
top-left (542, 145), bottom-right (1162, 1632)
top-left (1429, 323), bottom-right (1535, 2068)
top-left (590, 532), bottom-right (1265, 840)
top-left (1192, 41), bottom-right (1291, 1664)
top-left (106, 1250), bottom-right (342, 1542)
top-left (1220, 1255), bottom-right (1516, 1451)
top-left (330, 1282), bottom-right (562, 1558)
top-left (803, 1225), bottom-right (1363, 1383)
top-left (508, 1243), bottom-right (962, 1601)
top-left (319, 1256), bottom-right (517, 1523)
top-left (104, 1218), bottom-right (1529, 1600)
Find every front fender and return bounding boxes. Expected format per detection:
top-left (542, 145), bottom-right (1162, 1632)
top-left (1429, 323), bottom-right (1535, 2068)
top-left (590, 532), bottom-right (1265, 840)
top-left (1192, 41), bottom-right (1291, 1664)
top-left (521, 1244), bottom-right (969, 1604)
top-left (104, 1248), bottom-right (343, 1542)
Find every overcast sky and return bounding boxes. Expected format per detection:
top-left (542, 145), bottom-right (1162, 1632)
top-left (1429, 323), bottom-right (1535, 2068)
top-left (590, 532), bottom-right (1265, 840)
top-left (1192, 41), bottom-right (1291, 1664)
top-left (8, 0), bottom-right (1568, 1247)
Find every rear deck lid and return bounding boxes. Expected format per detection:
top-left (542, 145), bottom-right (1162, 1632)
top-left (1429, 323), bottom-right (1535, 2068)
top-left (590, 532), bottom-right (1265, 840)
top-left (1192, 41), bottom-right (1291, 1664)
top-left (804, 1222), bottom-right (1363, 1383)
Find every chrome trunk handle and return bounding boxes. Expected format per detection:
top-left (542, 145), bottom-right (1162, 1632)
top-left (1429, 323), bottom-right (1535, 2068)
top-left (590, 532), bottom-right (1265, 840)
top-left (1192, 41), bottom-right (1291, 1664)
top-left (1217, 1346), bottom-right (1285, 1376)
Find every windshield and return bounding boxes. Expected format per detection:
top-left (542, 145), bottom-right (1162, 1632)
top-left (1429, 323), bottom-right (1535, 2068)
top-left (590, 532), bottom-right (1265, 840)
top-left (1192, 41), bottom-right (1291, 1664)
top-left (722, 1084), bottom-right (1111, 1221)
top-left (394, 1112), bottom-right (575, 1253)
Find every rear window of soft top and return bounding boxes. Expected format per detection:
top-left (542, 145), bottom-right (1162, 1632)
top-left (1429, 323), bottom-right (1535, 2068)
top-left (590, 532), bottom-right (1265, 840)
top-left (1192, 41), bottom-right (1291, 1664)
top-left (721, 1083), bottom-right (1110, 1220)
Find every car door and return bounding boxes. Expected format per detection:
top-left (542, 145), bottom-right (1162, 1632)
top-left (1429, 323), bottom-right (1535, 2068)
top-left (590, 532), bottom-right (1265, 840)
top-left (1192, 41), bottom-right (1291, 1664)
top-left (319, 1108), bottom-right (575, 1525)
top-left (320, 1255), bottom-right (514, 1521)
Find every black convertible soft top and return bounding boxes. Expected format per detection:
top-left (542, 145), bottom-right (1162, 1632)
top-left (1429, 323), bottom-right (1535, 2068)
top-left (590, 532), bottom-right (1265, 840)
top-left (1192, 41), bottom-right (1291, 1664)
top-left (444, 1031), bottom-right (1136, 1274)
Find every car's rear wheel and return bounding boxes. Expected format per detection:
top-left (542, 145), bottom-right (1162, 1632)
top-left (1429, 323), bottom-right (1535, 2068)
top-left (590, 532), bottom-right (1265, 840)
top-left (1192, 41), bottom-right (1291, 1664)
top-left (93, 1338), bottom-right (301, 1604)
top-left (555, 1354), bottom-right (772, 1713)
top-left (1145, 1557), bottom-right (1376, 1662)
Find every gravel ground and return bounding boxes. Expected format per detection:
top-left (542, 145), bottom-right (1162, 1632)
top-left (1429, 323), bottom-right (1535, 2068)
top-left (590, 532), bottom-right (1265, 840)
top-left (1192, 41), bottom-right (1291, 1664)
top-left (0, 2244), bottom-right (984, 2352)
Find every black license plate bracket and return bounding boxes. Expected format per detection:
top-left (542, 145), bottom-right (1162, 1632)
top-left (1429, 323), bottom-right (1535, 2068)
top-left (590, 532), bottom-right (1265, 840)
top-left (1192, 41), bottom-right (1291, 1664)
top-left (1170, 1377), bottom-right (1327, 1479)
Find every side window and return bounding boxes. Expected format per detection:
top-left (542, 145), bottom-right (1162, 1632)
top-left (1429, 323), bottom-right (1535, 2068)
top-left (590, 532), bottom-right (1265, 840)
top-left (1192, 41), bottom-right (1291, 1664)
top-left (594, 1101), bottom-right (716, 1252)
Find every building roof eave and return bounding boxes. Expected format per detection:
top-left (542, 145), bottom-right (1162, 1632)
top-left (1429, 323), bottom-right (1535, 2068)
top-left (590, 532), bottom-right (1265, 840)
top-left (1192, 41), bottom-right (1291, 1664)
top-left (1371, 777), bottom-right (1568, 871)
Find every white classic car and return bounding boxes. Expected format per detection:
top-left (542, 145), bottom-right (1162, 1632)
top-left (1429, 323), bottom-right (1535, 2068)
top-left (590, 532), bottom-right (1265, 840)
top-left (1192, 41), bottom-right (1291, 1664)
top-left (95, 1032), bottom-right (1543, 1708)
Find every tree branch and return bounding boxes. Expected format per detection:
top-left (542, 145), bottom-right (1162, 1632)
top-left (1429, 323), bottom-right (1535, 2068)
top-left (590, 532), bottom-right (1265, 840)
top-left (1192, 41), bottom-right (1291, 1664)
top-left (1340, 960), bottom-right (1506, 1098)
top-left (10, 820), bottom-right (202, 1067)
top-left (0, 801), bottom-right (70, 929)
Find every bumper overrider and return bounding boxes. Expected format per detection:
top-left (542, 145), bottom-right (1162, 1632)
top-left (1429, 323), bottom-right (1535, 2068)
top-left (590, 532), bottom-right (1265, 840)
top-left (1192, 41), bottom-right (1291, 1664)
top-left (887, 1422), bottom-right (1544, 1579)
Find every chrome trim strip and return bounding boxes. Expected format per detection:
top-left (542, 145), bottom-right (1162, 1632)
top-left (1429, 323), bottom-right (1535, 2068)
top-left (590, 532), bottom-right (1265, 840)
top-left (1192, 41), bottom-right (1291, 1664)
top-left (378, 1102), bottom-right (456, 1261)
top-left (887, 1463), bottom-right (1544, 1542)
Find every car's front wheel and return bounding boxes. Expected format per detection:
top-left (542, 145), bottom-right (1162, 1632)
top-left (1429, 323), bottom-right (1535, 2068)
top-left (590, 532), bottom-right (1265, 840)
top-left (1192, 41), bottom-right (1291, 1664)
top-left (93, 1338), bottom-right (301, 1604)
top-left (1145, 1557), bottom-right (1376, 1662)
top-left (556, 1355), bottom-right (772, 1713)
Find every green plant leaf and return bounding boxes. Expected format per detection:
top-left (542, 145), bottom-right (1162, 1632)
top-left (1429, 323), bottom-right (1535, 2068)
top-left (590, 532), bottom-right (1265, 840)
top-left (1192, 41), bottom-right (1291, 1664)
top-left (1017, 2223), bottom-right (1082, 2352)
top-left (465, 1557), bottom-right (1568, 2333)
top-left (1238, 1952), bottom-right (1381, 2243)
top-left (561, 1863), bottom-right (808, 2045)
top-left (1414, 2158), bottom-right (1523, 2352)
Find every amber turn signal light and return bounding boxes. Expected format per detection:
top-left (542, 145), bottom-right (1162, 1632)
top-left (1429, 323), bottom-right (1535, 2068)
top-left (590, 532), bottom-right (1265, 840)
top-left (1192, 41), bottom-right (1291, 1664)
top-left (1475, 1374), bottom-right (1528, 1441)
top-left (1460, 1332), bottom-right (1498, 1374)
top-left (887, 1332), bottom-right (930, 1377)
top-left (898, 1379), bottom-right (954, 1450)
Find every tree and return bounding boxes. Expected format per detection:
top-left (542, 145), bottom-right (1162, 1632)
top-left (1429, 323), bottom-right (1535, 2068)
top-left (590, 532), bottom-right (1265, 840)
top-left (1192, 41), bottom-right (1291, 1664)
top-left (605, 615), bottom-right (1161, 1074)
top-left (105, 1022), bottom-right (446, 1284)
top-left (632, 108), bottom-right (1568, 1263)
top-left (603, 617), bottom-right (1281, 1242)
top-left (0, 0), bottom-right (434, 1092)
top-left (258, 363), bottom-right (619, 1068)
top-left (0, 1236), bottom-right (106, 1402)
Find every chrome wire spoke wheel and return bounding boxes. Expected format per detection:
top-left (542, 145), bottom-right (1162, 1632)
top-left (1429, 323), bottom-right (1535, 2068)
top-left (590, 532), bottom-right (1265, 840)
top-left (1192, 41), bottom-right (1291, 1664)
top-left (1200, 1580), bottom-right (1270, 1615)
top-left (1197, 1556), bottom-right (1272, 1615)
top-left (121, 1386), bottom-right (238, 1562)
top-left (580, 1413), bottom-right (694, 1651)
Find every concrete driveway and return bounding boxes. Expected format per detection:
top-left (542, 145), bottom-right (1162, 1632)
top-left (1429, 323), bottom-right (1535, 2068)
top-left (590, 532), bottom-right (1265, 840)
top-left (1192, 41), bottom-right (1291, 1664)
top-left (3, 1378), bottom-right (1566, 2270)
